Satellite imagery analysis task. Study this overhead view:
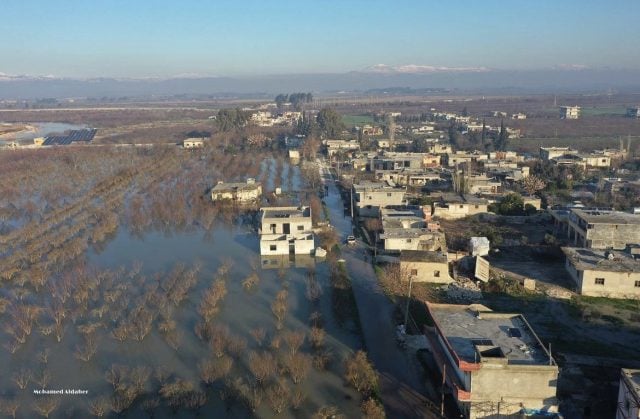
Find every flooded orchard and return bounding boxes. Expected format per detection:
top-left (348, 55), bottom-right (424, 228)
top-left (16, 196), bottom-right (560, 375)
top-left (0, 146), bottom-right (366, 418)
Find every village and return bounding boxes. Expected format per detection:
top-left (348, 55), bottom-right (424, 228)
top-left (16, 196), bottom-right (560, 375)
top-left (1, 94), bottom-right (640, 418)
top-left (204, 99), bottom-right (640, 418)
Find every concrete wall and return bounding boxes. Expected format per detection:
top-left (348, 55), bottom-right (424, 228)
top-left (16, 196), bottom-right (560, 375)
top-left (212, 186), bottom-right (262, 202)
top-left (260, 234), bottom-right (315, 256)
top-left (400, 260), bottom-right (451, 283)
top-left (263, 218), bottom-right (312, 235)
top-left (616, 373), bottom-right (640, 419)
top-left (586, 223), bottom-right (640, 249)
top-left (566, 259), bottom-right (640, 298)
top-left (433, 203), bottom-right (489, 220)
top-left (469, 364), bottom-right (558, 418)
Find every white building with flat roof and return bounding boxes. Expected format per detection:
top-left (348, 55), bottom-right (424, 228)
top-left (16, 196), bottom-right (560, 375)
top-left (259, 206), bottom-right (314, 256)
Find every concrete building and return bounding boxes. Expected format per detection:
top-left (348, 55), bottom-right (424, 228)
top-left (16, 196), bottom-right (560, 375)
top-left (183, 138), bottom-right (205, 148)
top-left (372, 152), bottom-right (441, 170)
top-left (424, 303), bottom-right (559, 419)
top-left (540, 147), bottom-right (578, 161)
top-left (398, 251), bottom-right (451, 283)
top-left (617, 369), bottom-right (640, 419)
top-left (511, 113), bottom-right (527, 120)
top-left (566, 209), bottom-right (640, 249)
top-left (259, 206), bottom-right (315, 256)
top-left (562, 247), bottom-right (640, 298)
top-left (360, 125), bottom-right (383, 136)
top-left (432, 194), bottom-right (489, 220)
top-left (325, 139), bottom-right (360, 156)
top-left (428, 143), bottom-right (453, 155)
top-left (465, 174), bottom-right (502, 195)
top-left (375, 169), bottom-right (441, 187)
top-left (352, 181), bottom-right (406, 217)
top-left (560, 106), bottom-right (580, 119)
top-left (627, 107), bottom-right (640, 118)
top-left (380, 208), bottom-right (446, 252)
top-left (445, 151), bottom-right (488, 167)
top-left (211, 179), bottom-right (262, 203)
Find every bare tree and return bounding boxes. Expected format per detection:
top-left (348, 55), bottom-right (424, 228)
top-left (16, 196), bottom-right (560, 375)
top-left (0, 398), bottom-right (20, 419)
top-left (271, 290), bottom-right (288, 330)
top-left (284, 330), bottom-right (305, 356)
top-left (250, 327), bottom-right (266, 347)
top-left (12, 368), bottom-right (31, 389)
top-left (88, 397), bottom-right (110, 417)
top-left (312, 405), bottom-right (345, 419)
top-left (32, 397), bottom-right (59, 418)
top-left (285, 353), bottom-right (312, 384)
top-left (344, 350), bottom-right (378, 396)
top-left (361, 397), bottom-right (386, 419)
top-left (266, 378), bottom-right (290, 414)
top-left (521, 175), bottom-right (546, 196)
top-left (291, 388), bottom-right (306, 410)
top-left (199, 355), bottom-right (233, 386)
top-left (34, 368), bottom-right (52, 390)
top-left (309, 327), bottom-right (325, 349)
top-left (74, 333), bottom-right (98, 362)
top-left (248, 351), bottom-right (277, 385)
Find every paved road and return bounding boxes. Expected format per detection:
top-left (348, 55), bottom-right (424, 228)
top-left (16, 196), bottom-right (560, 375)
top-left (318, 160), bottom-right (440, 419)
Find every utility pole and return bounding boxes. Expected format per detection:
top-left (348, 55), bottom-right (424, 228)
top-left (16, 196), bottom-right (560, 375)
top-left (403, 274), bottom-right (414, 327)
top-left (350, 186), bottom-right (354, 219)
top-left (440, 363), bottom-right (446, 417)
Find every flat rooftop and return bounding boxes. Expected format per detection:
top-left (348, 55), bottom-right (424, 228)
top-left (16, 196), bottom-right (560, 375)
top-left (261, 206), bottom-right (310, 219)
top-left (212, 181), bottom-right (261, 192)
top-left (400, 250), bottom-right (447, 263)
top-left (562, 247), bottom-right (640, 273)
top-left (622, 369), bottom-right (640, 395)
top-left (380, 228), bottom-right (441, 239)
top-left (439, 193), bottom-right (488, 205)
top-left (353, 181), bottom-right (399, 191)
top-left (571, 209), bottom-right (640, 225)
top-left (428, 303), bottom-right (551, 365)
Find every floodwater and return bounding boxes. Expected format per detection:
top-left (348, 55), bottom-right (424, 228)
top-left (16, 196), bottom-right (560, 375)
top-left (1, 211), bottom-right (364, 417)
top-left (1, 122), bottom-right (86, 141)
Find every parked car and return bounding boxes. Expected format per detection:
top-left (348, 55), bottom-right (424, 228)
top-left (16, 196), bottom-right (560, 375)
top-left (346, 235), bottom-right (356, 246)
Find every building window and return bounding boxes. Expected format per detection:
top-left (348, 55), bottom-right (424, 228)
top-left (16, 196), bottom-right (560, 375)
top-left (297, 225), bottom-right (304, 231)
top-left (474, 205), bottom-right (479, 209)
top-left (595, 278), bottom-right (605, 285)
top-left (406, 239), bottom-right (412, 243)
top-left (387, 193), bottom-right (392, 197)
top-left (434, 271), bottom-right (440, 277)
top-left (410, 269), bottom-right (418, 276)
top-left (459, 205), bottom-right (464, 208)
top-left (635, 281), bottom-right (640, 288)
top-left (270, 245), bottom-right (277, 251)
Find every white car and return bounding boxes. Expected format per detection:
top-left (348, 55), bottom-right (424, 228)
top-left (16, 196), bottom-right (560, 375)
top-left (346, 235), bottom-right (356, 246)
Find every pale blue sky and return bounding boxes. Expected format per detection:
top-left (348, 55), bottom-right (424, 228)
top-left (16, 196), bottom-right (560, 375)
top-left (2, 0), bottom-right (639, 78)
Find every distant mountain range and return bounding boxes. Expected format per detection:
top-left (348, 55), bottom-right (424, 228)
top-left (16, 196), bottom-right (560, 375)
top-left (1, 67), bottom-right (639, 100)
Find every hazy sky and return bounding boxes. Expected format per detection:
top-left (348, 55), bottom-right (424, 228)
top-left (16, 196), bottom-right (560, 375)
top-left (2, 0), bottom-right (639, 78)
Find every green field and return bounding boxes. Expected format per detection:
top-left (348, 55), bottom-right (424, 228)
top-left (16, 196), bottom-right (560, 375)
top-left (342, 114), bottom-right (375, 127)
top-left (579, 106), bottom-right (628, 117)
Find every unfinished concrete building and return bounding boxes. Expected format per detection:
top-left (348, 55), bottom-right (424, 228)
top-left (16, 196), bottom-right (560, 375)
top-left (424, 303), bottom-right (559, 419)
top-left (562, 247), bottom-right (640, 298)
top-left (617, 369), bottom-right (640, 419)
top-left (398, 250), bottom-right (451, 283)
top-left (352, 181), bottom-right (406, 217)
top-left (211, 179), bottom-right (262, 203)
top-left (259, 206), bottom-right (314, 256)
top-left (567, 209), bottom-right (640, 249)
top-left (432, 194), bottom-right (489, 220)
top-left (379, 208), bottom-right (446, 252)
